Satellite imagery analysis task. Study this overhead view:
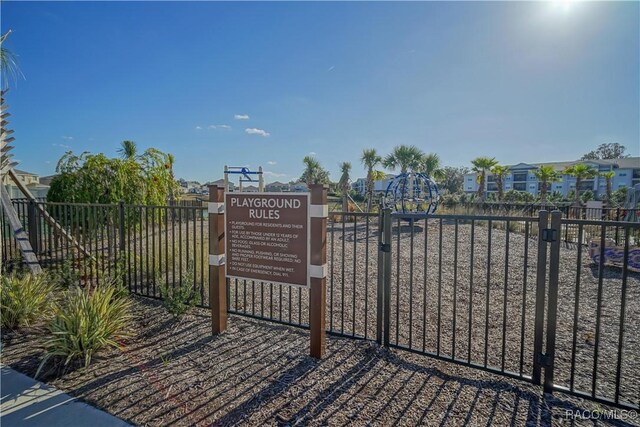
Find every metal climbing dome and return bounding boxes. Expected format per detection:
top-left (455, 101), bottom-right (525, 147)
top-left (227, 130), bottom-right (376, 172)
top-left (383, 172), bottom-right (440, 217)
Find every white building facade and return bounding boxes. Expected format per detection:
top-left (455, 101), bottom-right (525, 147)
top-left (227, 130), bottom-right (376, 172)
top-left (463, 158), bottom-right (640, 198)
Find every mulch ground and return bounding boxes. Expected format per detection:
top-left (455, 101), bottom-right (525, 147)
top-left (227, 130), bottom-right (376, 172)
top-left (1, 296), bottom-right (636, 427)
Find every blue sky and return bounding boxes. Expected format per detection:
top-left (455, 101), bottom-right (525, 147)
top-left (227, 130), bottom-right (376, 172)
top-left (2, 1), bottom-right (639, 183)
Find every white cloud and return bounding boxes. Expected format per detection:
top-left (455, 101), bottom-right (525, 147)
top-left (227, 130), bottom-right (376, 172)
top-left (328, 65), bottom-right (335, 72)
top-left (234, 114), bottom-right (250, 120)
top-left (209, 124), bottom-right (231, 130)
top-left (264, 171), bottom-right (287, 178)
top-left (309, 151), bottom-right (316, 156)
top-left (52, 143), bottom-right (72, 149)
top-left (267, 160), bottom-right (277, 165)
top-left (45, 160), bottom-right (51, 164)
top-left (62, 136), bottom-right (74, 140)
top-left (245, 128), bottom-right (270, 137)
top-left (195, 126), bottom-right (203, 130)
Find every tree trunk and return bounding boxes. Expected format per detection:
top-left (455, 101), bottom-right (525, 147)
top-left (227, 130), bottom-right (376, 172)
top-left (476, 172), bottom-right (485, 201)
top-left (574, 177), bottom-right (582, 205)
top-left (540, 181), bottom-right (548, 205)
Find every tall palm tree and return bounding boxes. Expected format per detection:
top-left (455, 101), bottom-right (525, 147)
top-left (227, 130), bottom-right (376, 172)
top-left (564, 163), bottom-right (598, 205)
top-left (490, 165), bottom-right (510, 202)
top-left (361, 149), bottom-right (382, 211)
top-left (300, 156), bottom-right (329, 186)
top-left (338, 162), bottom-right (352, 197)
top-left (533, 165), bottom-right (561, 205)
top-left (471, 157), bottom-right (498, 201)
top-left (118, 140), bottom-right (138, 160)
top-left (383, 145), bottom-right (423, 174)
top-left (600, 170), bottom-right (615, 203)
top-left (419, 153), bottom-right (443, 181)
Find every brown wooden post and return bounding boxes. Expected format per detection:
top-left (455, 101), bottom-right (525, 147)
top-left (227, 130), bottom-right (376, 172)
top-left (209, 185), bottom-right (227, 334)
top-left (309, 184), bottom-right (328, 358)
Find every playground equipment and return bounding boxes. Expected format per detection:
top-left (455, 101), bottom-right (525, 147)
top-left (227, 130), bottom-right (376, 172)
top-left (589, 238), bottom-right (640, 272)
top-left (589, 183), bottom-right (640, 271)
top-left (223, 165), bottom-right (264, 192)
top-left (623, 183), bottom-right (640, 222)
top-left (383, 172), bottom-right (439, 217)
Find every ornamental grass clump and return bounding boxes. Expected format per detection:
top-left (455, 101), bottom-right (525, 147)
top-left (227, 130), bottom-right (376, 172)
top-left (38, 284), bottom-right (133, 374)
top-left (1, 273), bottom-right (58, 330)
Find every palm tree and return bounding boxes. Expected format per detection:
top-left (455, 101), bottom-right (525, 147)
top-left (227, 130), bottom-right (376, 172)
top-left (600, 170), bottom-right (615, 203)
top-left (0, 30), bottom-right (23, 89)
top-left (118, 140), bottom-right (138, 160)
top-left (300, 156), bottom-right (329, 186)
top-left (419, 153), bottom-right (443, 181)
top-left (338, 162), bottom-right (352, 196)
top-left (490, 165), bottom-right (510, 202)
top-left (564, 163), bottom-right (598, 205)
top-left (471, 157), bottom-right (498, 201)
top-left (383, 145), bottom-right (423, 174)
top-left (533, 165), bottom-right (561, 205)
top-left (361, 149), bottom-right (382, 211)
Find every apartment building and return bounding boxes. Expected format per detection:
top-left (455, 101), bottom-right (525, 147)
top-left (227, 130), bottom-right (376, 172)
top-left (463, 157), bottom-right (640, 197)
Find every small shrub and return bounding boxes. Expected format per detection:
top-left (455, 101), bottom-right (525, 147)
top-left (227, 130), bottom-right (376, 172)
top-left (1, 273), bottom-right (58, 330)
top-left (38, 284), bottom-right (133, 373)
top-left (159, 268), bottom-right (196, 317)
top-left (50, 258), bottom-right (82, 288)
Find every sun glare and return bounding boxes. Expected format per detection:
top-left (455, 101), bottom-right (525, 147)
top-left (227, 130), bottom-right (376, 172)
top-left (551, 0), bottom-right (576, 13)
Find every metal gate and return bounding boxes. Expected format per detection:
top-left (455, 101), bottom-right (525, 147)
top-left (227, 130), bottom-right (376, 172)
top-left (376, 208), bottom-right (639, 410)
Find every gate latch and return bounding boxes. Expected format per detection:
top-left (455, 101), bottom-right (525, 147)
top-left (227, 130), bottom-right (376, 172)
top-left (541, 228), bottom-right (557, 243)
top-left (537, 352), bottom-right (552, 368)
top-left (379, 242), bottom-right (391, 253)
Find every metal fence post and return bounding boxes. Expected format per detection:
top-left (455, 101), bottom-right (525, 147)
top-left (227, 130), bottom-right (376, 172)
top-left (376, 203), bottom-right (384, 344)
top-left (615, 207), bottom-right (620, 244)
top-left (543, 210), bottom-right (562, 394)
top-left (118, 201), bottom-right (126, 289)
top-left (532, 210), bottom-right (549, 385)
top-left (382, 207), bottom-right (392, 347)
top-left (27, 199), bottom-right (39, 255)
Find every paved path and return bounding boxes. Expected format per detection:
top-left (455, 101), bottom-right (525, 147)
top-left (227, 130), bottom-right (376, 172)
top-left (1, 366), bottom-right (130, 426)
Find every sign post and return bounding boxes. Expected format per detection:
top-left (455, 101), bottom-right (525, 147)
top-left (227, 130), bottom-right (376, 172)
top-left (309, 184), bottom-right (328, 358)
top-left (209, 185), bottom-right (227, 334)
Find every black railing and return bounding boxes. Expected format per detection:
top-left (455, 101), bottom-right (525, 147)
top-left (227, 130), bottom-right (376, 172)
top-left (2, 200), bottom-right (639, 410)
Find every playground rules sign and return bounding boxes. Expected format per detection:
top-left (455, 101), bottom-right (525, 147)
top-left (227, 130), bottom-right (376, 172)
top-left (225, 193), bottom-right (310, 287)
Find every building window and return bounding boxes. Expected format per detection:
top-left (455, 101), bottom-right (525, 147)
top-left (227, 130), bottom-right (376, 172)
top-left (513, 173), bottom-right (527, 182)
top-left (618, 173), bottom-right (627, 177)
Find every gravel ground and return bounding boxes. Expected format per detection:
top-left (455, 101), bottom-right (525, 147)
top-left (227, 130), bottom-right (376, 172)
top-left (2, 296), bottom-right (637, 427)
top-left (228, 218), bottom-right (640, 409)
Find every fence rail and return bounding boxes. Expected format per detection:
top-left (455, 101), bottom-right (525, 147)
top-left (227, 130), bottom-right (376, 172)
top-left (2, 199), bottom-right (639, 410)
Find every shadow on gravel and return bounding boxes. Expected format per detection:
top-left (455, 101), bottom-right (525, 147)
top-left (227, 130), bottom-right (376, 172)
top-left (3, 297), bottom-right (634, 426)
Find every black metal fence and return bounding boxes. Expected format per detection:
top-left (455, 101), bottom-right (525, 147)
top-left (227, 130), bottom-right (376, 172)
top-left (2, 199), bottom-right (639, 410)
top-left (438, 201), bottom-right (630, 221)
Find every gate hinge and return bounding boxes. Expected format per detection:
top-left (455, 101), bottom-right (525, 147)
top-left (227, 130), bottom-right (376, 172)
top-left (537, 352), bottom-right (552, 368)
top-left (541, 228), bottom-right (557, 243)
top-left (379, 242), bottom-right (391, 253)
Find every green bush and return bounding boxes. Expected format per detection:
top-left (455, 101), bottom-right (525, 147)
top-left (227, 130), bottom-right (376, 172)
top-left (1, 273), bottom-right (58, 330)
top-left (38, 284), bottom-right (133, 373)
top-left (159, 269), bottom-right (196, 318)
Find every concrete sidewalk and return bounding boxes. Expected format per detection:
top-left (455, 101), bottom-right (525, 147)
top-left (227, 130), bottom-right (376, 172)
top-left (1, 365), bottom-right (130, 426)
